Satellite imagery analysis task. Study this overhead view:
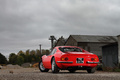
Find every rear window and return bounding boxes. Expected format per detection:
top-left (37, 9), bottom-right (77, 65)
top-left (59, 47), bottom-right (82, 52)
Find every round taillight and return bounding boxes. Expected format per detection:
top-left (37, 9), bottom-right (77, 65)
top-left (61, 57), bottom-right (65, 61)
top-left (91, 58), bottom-right (95, 61)
top-left (61, 57), bottom-right (68, 61)
top-left (95, 58), bottom-right (97, 61)
top-left (65, 57), bottom-right (68, 61)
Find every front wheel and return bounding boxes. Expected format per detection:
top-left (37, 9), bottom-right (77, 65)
top-left (51, 58), bottom-right (59, 73)
top-left (87, 67), bottom-right (96, 73)
top-left (39, 60), bottom-right (49, 72)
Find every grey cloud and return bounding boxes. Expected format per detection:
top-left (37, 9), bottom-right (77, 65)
top-left (0, 0), bottom-right (120, 56)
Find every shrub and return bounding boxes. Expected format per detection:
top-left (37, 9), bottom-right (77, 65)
top-left (102, 67), bottom-right (120, 72)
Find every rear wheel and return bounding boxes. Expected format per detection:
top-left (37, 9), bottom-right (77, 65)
top-left (51, 58), bottom-right (59, 73)
top-left (87, 67), bottom-right (96, 73)
top-left (68, 69), bottom-right (76, 73)
top-left (39, 60), bottom-right (49, 72)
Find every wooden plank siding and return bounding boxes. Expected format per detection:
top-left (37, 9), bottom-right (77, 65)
top-left (102, 43), bottom-right (118, 67)
top-left (65, 36), bottom-right (77, 46)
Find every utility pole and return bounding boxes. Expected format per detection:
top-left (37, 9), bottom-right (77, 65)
top-left (39, 44), bottom-right (42, 58)
top-left (49, 36), bottom-right (56, 50)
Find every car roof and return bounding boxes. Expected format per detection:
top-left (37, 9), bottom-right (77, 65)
top-left (55, 46), bottom-right (80, 48)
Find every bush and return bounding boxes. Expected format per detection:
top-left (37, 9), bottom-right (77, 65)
top-left (102, 67), bottom-right (113, 72)
top-left (102, 67), bottom-right (120, 72)
top-left (113, 67), bottom-right (120, 72)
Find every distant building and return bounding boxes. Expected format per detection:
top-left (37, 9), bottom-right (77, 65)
top-left (55, 36), bottom-right (67, 46)
top-left (65, 35), bottom-right (117, 56)
top-left (55, 35), bottom-right (120, 67)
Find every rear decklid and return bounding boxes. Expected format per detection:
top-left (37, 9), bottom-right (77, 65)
top-left (64, 52), bottom-right (95, 56)
top-left (61, 52), bottom-right (99, 63)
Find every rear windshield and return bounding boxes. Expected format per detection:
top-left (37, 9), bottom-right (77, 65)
top-left (59, 47), bottom-right (82, 52)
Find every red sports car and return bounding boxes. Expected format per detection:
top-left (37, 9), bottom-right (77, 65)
top-left (39, 46), bottom-right (99, 73)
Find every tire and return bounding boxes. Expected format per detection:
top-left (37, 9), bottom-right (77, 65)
top-left (39, 60), bottom-right (49, 72)
top-left (68, 69), bottom-right (76, 73)
top-left (51, 58), bottom-right (59, 73)
top-left (87, 67), bottom-right (96, 73)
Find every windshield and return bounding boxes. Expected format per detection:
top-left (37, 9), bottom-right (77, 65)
top-left (59, 47), bottom-right (82, 52)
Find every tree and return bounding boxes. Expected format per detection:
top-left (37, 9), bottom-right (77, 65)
top-left (28, 55), bottom-right (32, 63)
top-left (41, 49), bottom-right (50, 56)
top-left (25, 49), bottom-right (30, 62)
top-left (9, 53), bottom-right (18, 65)
top-left (17, 56), bottom-right (24, 66)
top-left (17, 50), bottom-right (25, 55)
top-left (19, 53), bottom-right (27, 63)
top-left (41, 49), bottom-right (46, 56)
top-left (46, 49), bottom-right (50, 55)
top-left (30, 50), bottom-right (36, 55)
top-left (36, 49), bottom-right (40, 56)
top-left (0, 53), bottom-right (7, 64)
top-left (26, 49), bottom-right (30, 55)
top-left (8, 49), bottom-right (50, 65)
top-left (36, 49), bottom-right (41, 61)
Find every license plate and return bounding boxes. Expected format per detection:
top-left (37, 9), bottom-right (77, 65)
top-left (76, 58), bottom-right (84, 63)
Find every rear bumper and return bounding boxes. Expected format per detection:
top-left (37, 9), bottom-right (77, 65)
top-left (57, 61), bottom-right (99, 64)
top-left (56, 61), bottom-right (98, 69)
top-left (86, 61), bottom-right (100, 64)
top-left (57, 61), bottom-right (73, 63)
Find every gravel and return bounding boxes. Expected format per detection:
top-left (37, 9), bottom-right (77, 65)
top-left (2, 64), bottom-right (23, 69)
top-left (0, 68), bottom-right (120, 80)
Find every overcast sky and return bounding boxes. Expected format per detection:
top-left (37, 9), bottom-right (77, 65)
top-left (0, 0), bottom-right (120, 57)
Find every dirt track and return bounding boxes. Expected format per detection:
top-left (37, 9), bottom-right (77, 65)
top-left (0, 68), bottom-right (120, 80)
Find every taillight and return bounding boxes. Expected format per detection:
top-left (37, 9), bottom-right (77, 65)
top-left (91, 58), bottom-right (95, 61)
top-left (61, 57), bottom-right (65, 61)
top-left (61, 57), bottom-right (68, 61)
top-left (95, 58), bottom-right (97, 61)
top-left (65, 57), bottom-right (68, 61)
top-left (91, 58), bottom-right (97, 61)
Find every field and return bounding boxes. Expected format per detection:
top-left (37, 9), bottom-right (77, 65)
top-left (0, 68), bottom-right (120, 80)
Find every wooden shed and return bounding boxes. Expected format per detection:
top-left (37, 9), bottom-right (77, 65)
top-left (65, 35), bottom-right (117, 57)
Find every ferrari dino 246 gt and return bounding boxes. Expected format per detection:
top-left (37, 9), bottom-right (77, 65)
top-left (39, 46), bottom-right (99, 73)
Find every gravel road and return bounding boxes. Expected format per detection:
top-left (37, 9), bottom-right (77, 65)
top-left (0, 68), bottom-right (120, 80)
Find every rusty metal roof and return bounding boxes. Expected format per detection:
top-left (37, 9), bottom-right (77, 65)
top-left (70, 35), bottom-right (117, 43)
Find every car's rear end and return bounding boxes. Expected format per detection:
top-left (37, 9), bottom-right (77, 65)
top-left (57, 52), bottom-right (99, 70)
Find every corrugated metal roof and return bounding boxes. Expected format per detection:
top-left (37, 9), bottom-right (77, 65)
top-left (71, 35), bottom-right (117, 43)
